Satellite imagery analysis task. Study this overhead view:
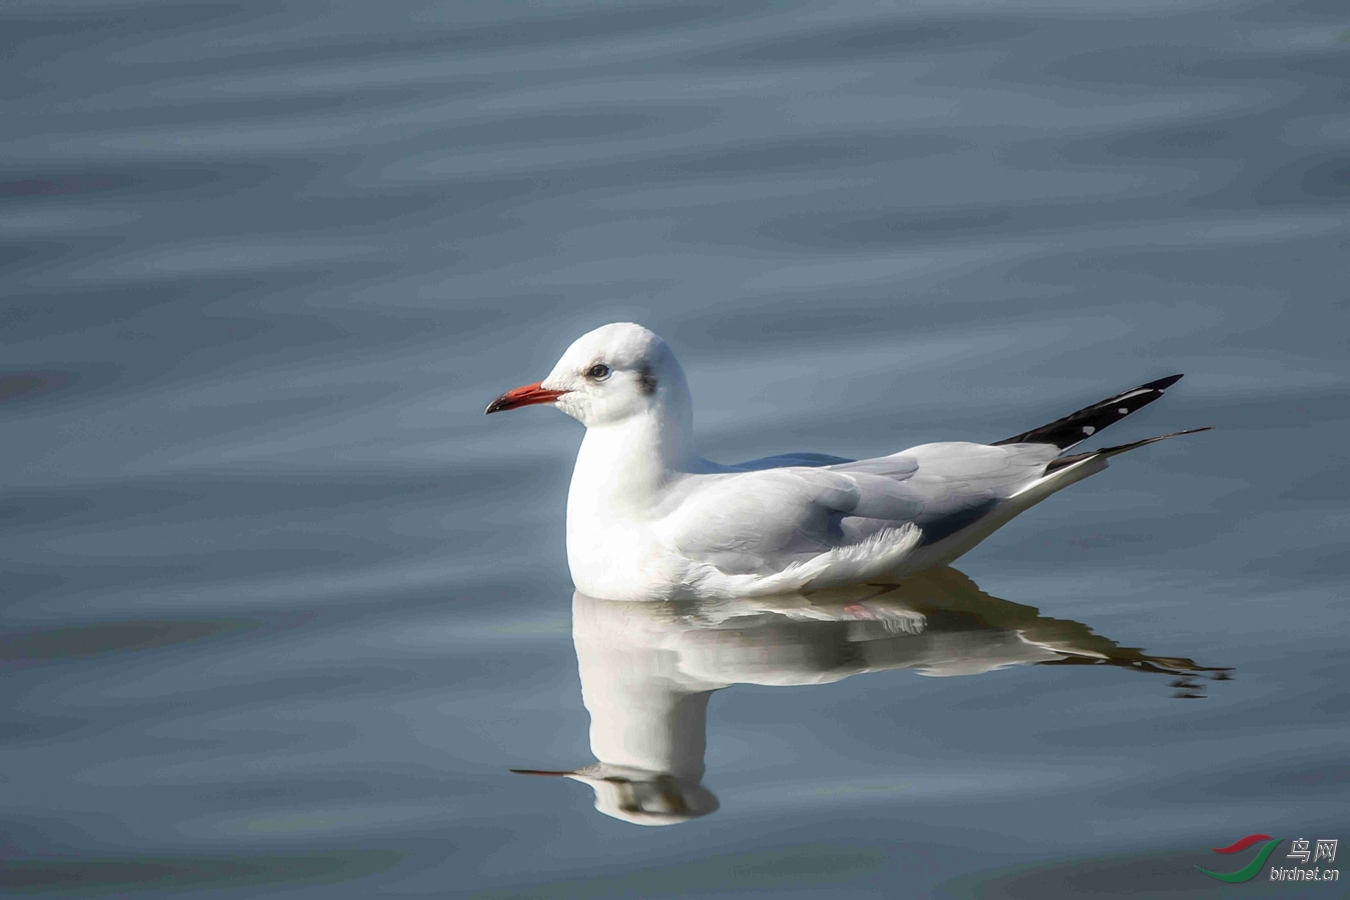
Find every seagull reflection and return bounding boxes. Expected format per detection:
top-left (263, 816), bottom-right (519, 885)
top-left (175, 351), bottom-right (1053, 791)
top-left (513, 567), bottom-right (1229, 825)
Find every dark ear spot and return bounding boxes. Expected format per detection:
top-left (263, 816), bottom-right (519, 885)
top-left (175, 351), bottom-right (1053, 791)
top-left (638, 367), bottom-right (658, 396)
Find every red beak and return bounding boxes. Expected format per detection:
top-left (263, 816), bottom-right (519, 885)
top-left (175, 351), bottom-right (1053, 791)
top-left (485, 381), bottom-right (569, 415)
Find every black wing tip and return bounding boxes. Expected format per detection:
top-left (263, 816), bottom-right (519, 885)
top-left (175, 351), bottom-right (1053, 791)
top-left (1143, 373), bottom-right (1185, 391)
top-left (1043, 424), bottom-right (1214, 473)
top-left (1047, 426), bottom-right (1220, 474)
top-left (994, 373), bottom-right (1192, 449)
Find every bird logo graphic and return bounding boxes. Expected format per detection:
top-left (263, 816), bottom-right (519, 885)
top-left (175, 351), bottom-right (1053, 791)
top-left (1195, 834), bottom-right (1281, 883)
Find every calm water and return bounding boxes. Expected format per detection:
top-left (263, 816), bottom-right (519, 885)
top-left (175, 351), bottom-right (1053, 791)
top-left (4, 0), bottom-right (1349, 896)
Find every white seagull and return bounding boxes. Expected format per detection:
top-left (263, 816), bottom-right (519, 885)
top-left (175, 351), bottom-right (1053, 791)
top-left (486, 323), bottom-right (1209, 601)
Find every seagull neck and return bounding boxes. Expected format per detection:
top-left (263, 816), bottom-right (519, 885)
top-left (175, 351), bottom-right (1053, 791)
top-left (573, 412), bottom-right (698, 503)
top-left (586, 687), bottom-right (710, 778)
top-left (573, 593), bottom-right (709, 778)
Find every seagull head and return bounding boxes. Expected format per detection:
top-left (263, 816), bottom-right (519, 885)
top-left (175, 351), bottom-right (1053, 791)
top-left (486, 322), bottom-right (691, 429)
top-left (511, 764), bottom-right (720, 826)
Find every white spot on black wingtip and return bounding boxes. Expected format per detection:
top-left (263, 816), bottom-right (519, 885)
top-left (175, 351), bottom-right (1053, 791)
top-left (1083, 425), bottom-right (1095, 435)
top-left (1117, 407), bottom-right (1128, 414)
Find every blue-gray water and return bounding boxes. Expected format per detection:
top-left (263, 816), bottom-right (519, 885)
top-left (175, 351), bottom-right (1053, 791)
top-left (3, 1), bottom-right (1348, 896)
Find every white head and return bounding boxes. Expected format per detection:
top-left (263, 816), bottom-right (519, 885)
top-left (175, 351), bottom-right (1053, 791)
top-left (511, 765), bottom-right (720, 827)
top-left (485, 323), bottom-right (692, 431)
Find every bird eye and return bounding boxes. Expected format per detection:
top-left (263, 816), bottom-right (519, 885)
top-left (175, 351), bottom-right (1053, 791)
top-left (586, 363), bottom-right (611, 380)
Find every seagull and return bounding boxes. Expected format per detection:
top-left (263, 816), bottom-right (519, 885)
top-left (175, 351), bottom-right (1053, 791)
top-left (486, 323), bottom-right (1209, 601)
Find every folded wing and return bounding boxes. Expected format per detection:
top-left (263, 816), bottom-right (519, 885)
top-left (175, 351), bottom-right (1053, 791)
top-left (661, 443), bottom-right (1058, 578)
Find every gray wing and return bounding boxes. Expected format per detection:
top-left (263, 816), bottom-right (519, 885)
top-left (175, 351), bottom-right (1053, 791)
top-left (661, 442), bottom-right (1059, 575)
top-left (861, 441), bottom-right (1058, 544)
